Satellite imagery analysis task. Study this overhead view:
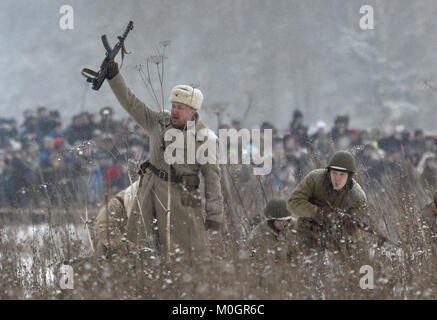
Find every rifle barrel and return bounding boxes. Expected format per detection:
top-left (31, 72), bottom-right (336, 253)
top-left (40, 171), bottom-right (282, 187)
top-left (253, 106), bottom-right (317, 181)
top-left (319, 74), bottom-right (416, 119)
top-left (309, 197), bottom-right (398, 247)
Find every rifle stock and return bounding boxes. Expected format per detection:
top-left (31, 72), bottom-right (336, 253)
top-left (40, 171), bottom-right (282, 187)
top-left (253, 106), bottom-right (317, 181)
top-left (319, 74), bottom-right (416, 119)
top-left (101, 35), bottom-right (112, 54)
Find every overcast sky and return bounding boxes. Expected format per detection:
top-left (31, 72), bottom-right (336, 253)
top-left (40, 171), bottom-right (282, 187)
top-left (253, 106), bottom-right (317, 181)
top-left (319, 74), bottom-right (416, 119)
top-left (1, 0), bottom-right (437, 133)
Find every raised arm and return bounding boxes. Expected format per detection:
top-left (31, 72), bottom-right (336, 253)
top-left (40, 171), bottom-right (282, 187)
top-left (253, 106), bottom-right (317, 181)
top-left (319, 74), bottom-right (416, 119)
top-left (105, 61), bottom-right (160, 133)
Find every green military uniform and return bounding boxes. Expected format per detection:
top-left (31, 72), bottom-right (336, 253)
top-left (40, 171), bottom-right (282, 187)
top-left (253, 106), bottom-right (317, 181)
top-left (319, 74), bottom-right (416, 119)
top-left (245, 200), bottom-right (294, 295)
top-left (245, 200), bottom-right (294, 267)
top-left (287, 151), bottom-right (368, 252)
top-left (246, 221), bottom-right (293, 264)
top-left (107, 73), bottom-right (224, 265)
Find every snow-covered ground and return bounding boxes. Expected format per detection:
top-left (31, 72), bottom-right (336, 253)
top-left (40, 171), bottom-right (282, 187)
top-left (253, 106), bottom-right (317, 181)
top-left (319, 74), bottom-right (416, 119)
top-left (0, 222), bottom-right (90, 296)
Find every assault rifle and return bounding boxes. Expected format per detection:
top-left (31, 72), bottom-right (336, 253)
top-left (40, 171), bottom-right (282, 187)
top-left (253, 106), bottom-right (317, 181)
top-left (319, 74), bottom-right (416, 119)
top-left (81, 21), bottom-right (134, 90)
top-left (309, 197), bottom-right (398, 247)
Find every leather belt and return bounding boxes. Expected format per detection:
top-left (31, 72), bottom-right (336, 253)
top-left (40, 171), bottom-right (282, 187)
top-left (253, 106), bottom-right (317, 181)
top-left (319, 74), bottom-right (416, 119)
top-left (138, 160), bottom-right (200, 190)
top-left (138, 160), bottom-right (182, 183)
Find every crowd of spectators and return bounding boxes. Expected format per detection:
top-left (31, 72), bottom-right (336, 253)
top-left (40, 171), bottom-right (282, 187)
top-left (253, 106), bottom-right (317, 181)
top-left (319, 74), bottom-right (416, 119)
top-left (0, 106), bottom-right (149, 209)
top-left (0, 105), bottom-right (436, 210)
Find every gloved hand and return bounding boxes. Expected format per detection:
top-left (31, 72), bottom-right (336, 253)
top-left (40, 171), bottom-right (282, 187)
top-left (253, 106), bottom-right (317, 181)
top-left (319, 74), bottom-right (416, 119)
top-left (317, 204), bottom-right (333, 218)
top-left (316, 205), bottom-right (337, 229)
top-left (100, 58), bottom-right (119, 80)
top-left (205, 219), bottom-right (222, 231)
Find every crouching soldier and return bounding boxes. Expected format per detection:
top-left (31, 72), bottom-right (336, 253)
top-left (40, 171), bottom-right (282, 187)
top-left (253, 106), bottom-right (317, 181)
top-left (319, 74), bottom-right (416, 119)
top-left (94, 180), bottom-right (139, 257)
top-left (246, 199), bottom-right (294, 265)
top-left (287, 150), bottom-right (368, 254)
top-left (245, 199), bottom-right (294, 296)
top-left (101, 60), bottom-right (224, 267)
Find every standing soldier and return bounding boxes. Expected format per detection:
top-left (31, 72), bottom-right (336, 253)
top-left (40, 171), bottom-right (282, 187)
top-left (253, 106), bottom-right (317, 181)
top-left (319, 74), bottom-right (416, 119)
top-left (246, 199), bottom-right (293, 264)
top-left (287, 150), bottom-right (368, 254)
top-left (100, 60), bottom-right (224, 266)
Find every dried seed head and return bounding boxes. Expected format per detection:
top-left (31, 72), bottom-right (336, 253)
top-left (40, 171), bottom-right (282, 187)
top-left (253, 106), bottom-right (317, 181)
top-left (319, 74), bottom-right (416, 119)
top-left (146, 55), bottom-right (166, 65)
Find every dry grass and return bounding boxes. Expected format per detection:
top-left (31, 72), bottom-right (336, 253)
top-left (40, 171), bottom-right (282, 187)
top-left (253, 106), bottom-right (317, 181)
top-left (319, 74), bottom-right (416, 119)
top-left (0, 160), bottom-right (436, 300)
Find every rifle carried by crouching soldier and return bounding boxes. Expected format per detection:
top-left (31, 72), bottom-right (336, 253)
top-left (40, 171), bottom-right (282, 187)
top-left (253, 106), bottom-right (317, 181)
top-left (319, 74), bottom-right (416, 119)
top-left (309, 197), bottom-right (398, 247)
top-left (81, 21), bottom-right (134, 90)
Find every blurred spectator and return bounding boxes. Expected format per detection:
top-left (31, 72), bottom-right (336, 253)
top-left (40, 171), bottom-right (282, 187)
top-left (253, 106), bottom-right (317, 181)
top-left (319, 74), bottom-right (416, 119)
top-left (349, 129), bottom-right (362, 148)
top-left (48, 121), bottom-right (63, 139)
top-left (412, 129), bottom-right (426, 155)
top-left (310, 120), bottom-right (327, 143)
top-left (0, 118), bottom-right (18, 148)
top-left (99, 106), bottom-right (121, 136)
top-left (331, 115), bottom-right (350, 149)
top-left (289, 110), bottom-right (303, 135)
top-left (311, 134), bottom-right (335, 161)
top-left (38, 136), bottom-right (56, 168)
top-left (261, 121), bottom-right (278, 139)
top-left (378, 129), bottom-right (402, 155)
top-left (19, 115), bottom-right (38, 144)
top-left (64, 112), bottom-right (94, 145)
top-left (232, 119), bottom-right (242, 131)
top-left (36, 106), bottom-right (58, 140)
top-left (0, 105), bottom-right (436, 212)
top-left (357, 144), bottom-right (383, 181)
top-left (294, 125), bottom-right (311, 149)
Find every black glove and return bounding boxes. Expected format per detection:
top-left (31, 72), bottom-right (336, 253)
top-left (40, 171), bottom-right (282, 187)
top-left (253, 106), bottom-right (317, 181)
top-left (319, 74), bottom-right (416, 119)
top-left (100, 58), bottom-right (119, 80)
